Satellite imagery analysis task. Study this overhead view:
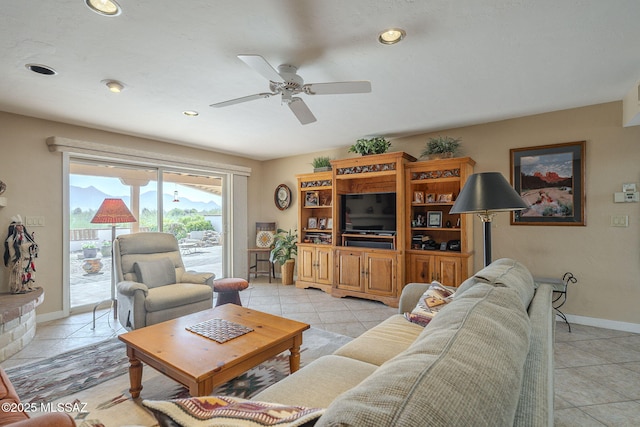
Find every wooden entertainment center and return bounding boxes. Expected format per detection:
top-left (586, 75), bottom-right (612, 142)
top-left (296, 152), bottom-right (475, 307)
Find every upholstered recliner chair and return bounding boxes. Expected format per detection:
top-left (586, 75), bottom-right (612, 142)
top-left (114, 232), bottom-right (215, 330)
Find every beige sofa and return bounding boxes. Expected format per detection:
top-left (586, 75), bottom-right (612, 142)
top-left (253, 258), bottom-right (554, 426)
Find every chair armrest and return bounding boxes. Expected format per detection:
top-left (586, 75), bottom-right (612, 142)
top-left (10, 412), bottom-right (76, 427)
top-left (398, 283), bottom-right (432, 314)
top-left (117, 281), bottom-right (149, 297)
top-left (182, 271), bottom-right (215, 286)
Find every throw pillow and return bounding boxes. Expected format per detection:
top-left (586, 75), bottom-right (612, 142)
top-left (134, 258), bottom-right (176, 288)
top-left (256, 230), bottom-right (275, 248)
top-left (404, 281), bottom-right (454, 327)
top-left (142, 395), bottom-right (325, 427)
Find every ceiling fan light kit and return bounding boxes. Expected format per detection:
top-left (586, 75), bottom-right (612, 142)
top-left (211, 54), bottom-right (371, 125)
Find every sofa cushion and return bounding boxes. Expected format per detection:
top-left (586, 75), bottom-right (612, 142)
top-left (143, 395), bottom-right (324, 427)
top-left (404, 281), bottom-right (455, 327)
top-left (333, 315), bottom-right (424, 366)
top-left (144, 283), bottom-right (212, 312)
top-left (134, 258), bottom-right (176, 288)
top-left (252, 355), bottom-right (378, 408)
top-left (316, 284), bottom-right (531, 427)
top-left (455, 258), bottom-right (535, 308)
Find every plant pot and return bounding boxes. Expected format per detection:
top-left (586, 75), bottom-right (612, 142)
top-left (313, 166), bottom-right (331, 173)
top-left (101, 247), bottom-right (112, 257)
top-left (280, 259), bottom-right (295, 285)
top-left (82, 258), bottom-right (103, 275)
top-left (428, 152), bottom-right (454, 160)
top-left (83, 248), bottom-right (98, 259)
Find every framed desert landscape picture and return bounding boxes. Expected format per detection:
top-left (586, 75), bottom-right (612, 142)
top-left (510, 141), bottom-right (585, 226)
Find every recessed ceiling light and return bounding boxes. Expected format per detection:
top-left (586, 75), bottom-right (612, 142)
top-left (85, 0), bottom-right (122, 17)
top-left (183, 111), bottom-right (199, 117)
top-left (102, 79), bottom-right (125, 93)
top-left (25, 64), bottom-right (57, 75)
top-left (378, 28), bottom-right (406, 45)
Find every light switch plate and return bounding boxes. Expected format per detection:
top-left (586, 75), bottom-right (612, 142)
top-left (25, 216), bottom-right (45, 227)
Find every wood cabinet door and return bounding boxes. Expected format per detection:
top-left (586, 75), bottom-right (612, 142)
top-left (335, 250), bottom-right (364, 291)
top-left (410, 254), bottom-right (435, 283)
top-left (435, 256), bottom-right (462, 287)
top-left (364, 252), bottom-right (396, 296)
top-left (298, 246), bottom-right (316, 283)
top-left (316, 246), bottom-right (333, 285)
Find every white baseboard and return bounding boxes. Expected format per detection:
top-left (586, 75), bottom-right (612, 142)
top-left (36, 310), bottom-right (67, 323)
top-left (562, 313), bottom-right (640, 334)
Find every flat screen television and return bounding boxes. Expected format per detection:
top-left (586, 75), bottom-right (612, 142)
top-left (341, 192), bottom-right (397, 233)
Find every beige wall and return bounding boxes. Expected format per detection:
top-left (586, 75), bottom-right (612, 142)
top-left (0, 111), bottom-right (262, 316)
top-left (2, 101), bottom-right (639, 328)
top-left (261, 102), bottom-right (640, 328)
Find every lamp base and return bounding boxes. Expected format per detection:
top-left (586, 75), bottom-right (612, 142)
top-left (91, 298), bottom-right (117, 329)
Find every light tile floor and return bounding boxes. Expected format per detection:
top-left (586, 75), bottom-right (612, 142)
top-left (5, 277), bottom-right (640, 426)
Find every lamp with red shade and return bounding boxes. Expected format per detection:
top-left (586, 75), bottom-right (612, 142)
top-left (90, 198), bottom-right (137, 328)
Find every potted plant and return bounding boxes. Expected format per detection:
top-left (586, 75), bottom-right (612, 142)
top-left (82, 242), bottom-right (98, 259)
top-left (311, 156), bottom-right (332, 172)
top-left (348, 137), bottom-right (391, 156)
top-left (421, 136), bottom-right (461, 159)
top-left (270, 228), bottom-right (298, 285)
top-left (100, 240), bottom-right (112, 257)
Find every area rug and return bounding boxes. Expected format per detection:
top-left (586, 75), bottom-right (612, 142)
top-left (6, 327), bottom-right (351, 427)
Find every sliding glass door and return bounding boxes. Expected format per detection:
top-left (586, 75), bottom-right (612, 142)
top-left (68, 160), bottom-right (225, 312)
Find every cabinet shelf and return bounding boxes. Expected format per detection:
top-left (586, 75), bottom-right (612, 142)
top-left (411, 202), bottom-right (454, 207)
top-left (406, 157), bottom-right (475, 287)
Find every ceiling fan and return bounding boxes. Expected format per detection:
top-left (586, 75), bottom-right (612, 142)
top-left (210, 54), bottom-right (372, 125)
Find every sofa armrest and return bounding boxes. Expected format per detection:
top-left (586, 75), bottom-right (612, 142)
top-left (398, 283), bottom-right (431, 314)
top-left (182, 271), bottom-right (215, 286)
top-left (117, 280), bottom-right (149, 297)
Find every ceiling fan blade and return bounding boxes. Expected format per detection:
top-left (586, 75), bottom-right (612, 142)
top-left (304, 81), bottom-right (371, 95)
top-left (210, 92), bottom-right (274, 108)
top-left (288, 97), bottom-right (317, 125)
top-left (238, 54), bottom-right (283, 82)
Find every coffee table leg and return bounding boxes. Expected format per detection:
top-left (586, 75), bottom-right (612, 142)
top-left (289, 333), bottom-right (303, 373)
top-left (126, 346), bottom-right (144, 398)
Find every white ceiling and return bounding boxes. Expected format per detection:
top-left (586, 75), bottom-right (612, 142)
top-left (1, 1), bottom-right (639, 161)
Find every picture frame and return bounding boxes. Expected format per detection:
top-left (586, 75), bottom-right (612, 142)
top-left (318, 217), bottom-right (328, 230)
top-left (307, 217), bottom-right (318, 230)
top-left (510, 141), bottom-right (585, 226)
top-left (327, 218), bottom-right (333, 230)
top-left (320, 193), bottom-right (332, 206)
top-left (305, 191), bottom-right (319, 207)
top-left (427, 211), bottom-right (442, 228)
top-left (437, 193), bottom-right (453, 203)
top-left (413, 191), bottom-right (424, 204)
top-left (425, 193), bottom-right (436, 203)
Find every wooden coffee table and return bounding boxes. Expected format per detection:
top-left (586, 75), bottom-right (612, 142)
top-left (118, 304), bottom-right (310, 398)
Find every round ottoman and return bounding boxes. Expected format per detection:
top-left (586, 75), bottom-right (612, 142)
top-left (213, 278), bottom-right (249, 306)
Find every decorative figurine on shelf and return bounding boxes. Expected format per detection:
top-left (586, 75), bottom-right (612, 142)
top-left (3, 215), bottom-right (39, 293)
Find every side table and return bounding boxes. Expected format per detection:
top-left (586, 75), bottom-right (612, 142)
top-left (534, 272), bottom-right (577, 332)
